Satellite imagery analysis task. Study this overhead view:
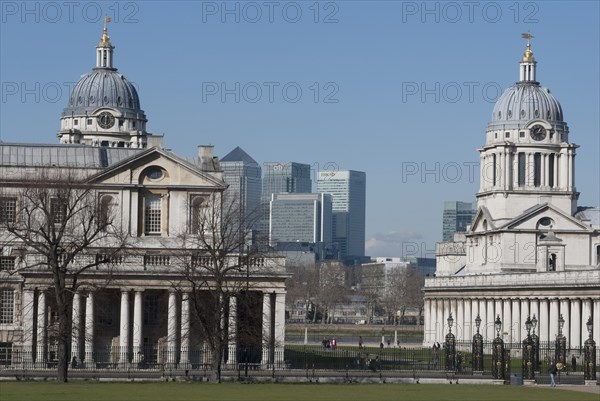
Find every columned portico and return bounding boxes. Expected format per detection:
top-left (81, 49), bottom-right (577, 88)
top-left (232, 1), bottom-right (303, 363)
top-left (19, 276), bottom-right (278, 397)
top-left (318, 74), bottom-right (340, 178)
top-left (571, 298), bottom-right (581, 348)
top-left (274, 292), bottom-right (286, 363)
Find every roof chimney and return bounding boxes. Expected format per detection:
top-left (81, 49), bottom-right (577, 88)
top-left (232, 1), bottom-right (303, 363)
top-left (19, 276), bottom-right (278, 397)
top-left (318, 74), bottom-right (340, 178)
top-left (198, 145), bottom-right (215, 170)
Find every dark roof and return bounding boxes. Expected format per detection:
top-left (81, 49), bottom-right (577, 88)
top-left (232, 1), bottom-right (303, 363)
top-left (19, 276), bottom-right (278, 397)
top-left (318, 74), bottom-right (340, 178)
top-left (0, 142), bottom-right (142, 168)
top-left (221, 146), bottom-right (258, 164)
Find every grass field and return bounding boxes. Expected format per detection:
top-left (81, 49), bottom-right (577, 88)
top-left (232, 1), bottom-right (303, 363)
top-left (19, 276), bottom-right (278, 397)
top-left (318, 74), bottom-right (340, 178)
top-left (0, 382), bottom-right (596, 401)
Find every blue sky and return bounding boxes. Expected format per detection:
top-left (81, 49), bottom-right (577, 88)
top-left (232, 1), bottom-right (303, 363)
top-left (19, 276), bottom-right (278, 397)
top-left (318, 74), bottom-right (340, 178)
top-left (1, 1), bottom-right (599, 257)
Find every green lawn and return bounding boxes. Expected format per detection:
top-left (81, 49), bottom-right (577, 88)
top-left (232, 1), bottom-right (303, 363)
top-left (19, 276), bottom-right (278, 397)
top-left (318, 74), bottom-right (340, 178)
top-left (0, 382), bottom-right (596, 401)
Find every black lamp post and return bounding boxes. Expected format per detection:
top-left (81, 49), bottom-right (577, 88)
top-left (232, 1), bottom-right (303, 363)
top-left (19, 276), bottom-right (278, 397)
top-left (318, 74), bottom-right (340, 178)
top-left (472, 313), bottom-right (484, 372)
top-left (445, 313), bottom-right (456, 371)
top-left (531, 314), bottom-right (540, 371)
top-left (492, 315), bottom-right (505, 380)
top-left (555, 313), bottom-right (567, 366)
top-left (584, 316), bottom-right (596, 381)
top-left (522, 315), bottom-right (535, 380)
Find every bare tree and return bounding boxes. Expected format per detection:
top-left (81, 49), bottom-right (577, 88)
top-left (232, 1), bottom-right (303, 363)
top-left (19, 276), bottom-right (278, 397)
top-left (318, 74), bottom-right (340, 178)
top-left (172, 192), bottom-right (270, 382)
top-left (2, 171), bottom-right (127, 382)
top-left (383, 267), bottom-right (425, 325)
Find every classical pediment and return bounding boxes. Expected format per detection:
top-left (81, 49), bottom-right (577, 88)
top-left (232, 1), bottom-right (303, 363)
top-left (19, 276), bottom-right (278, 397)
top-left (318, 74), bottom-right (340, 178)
top-left (86, 147), bottom-right (227, 189)
top-left (501, 203), bottom-right (592, 232)
top-left (468, 206), bottom-right (496, 233)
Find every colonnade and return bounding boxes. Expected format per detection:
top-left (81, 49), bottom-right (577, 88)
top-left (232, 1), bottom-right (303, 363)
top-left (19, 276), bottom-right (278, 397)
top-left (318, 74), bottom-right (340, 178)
top-left (424, 296), bottom-right (600, 348)
top-left (21, 288), bottom-right (286, 368)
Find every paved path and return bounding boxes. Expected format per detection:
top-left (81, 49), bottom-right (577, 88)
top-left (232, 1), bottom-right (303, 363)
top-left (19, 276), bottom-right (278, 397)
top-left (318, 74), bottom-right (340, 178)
top-left (555, 385), bottom-right (599, 394)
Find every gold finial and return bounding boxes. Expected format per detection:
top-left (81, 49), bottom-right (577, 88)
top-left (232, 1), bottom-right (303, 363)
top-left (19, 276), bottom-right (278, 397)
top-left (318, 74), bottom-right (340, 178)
top-left (521, 31), bottom-right (535, 62)
top-left (101, 16), bottom-right (112, 44)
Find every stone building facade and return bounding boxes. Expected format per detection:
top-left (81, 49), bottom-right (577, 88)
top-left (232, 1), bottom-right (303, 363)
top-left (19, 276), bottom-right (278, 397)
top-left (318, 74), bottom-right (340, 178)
top-left (425, 38), bottom-right (600, 353)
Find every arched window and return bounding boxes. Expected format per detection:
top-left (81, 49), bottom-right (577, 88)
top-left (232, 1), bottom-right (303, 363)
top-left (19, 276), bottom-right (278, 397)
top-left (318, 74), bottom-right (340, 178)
top-left (189, 195), bottom-right (207, 233)
top-left (533, 153), bottom-right (541, 187)
top-left (518, 153), bottom-right (526, 186)
top-left (548, 254), bottom-right (557, 272)
top-left (596, 245), bottom-right (600, 266)
top-left (98, 195), bottom-right (115, 229)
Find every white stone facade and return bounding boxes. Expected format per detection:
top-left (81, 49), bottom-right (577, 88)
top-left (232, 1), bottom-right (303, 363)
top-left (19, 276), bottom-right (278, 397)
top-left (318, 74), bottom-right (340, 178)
top-left (426, 40), bottom-right (600, 354)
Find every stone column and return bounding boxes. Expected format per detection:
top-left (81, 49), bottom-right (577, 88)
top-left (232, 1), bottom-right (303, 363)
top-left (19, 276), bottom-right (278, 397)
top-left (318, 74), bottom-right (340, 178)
top-left (520, 299), bottom-right (530, 341)
top-left (22, 289), bottom-right (35, 364)
top-left (530, 298), bottom-right (540, 337)
top-left (503, 298), bottom-right (511, 342)
top-left (486, 298), bottom-right (495, 340)
top-left (180, 293), bottom-right (190, 366)
top-left (274, 292), bottom-right (286, 364)
top-left (36, 290), bottom-right (46, 366)
top-left (167, 292), bottom-right (177, 366)
top-left (84, 291), bottom-right (95, 366)
top-left (227, 296), bottom-right (237, 366)
top-left (463, 299), bottom-right (472, 340)
top-left (479, 299), bottom-right (487, 340)
top-left (71, 292), bottom-right (81, 362)
top-left (570, 298), bottom-right (581, 349)
top-left (119, 290), bottom-right (130, 366)
top-left (424, 298), bottom-right (432, 344)
top-left (539, 298), bottom-right (549, 343)
top-left (559, 299), bottom-right (570, 346)
top-left (457, 298), bottom-right (464, 341)
top-left (443, 298), bottom-right (451, 334)
top-left (549, 298), bottom-right (559, 341)
top-left (262, 292), bottom-right (272, 366)
top-left (512, 298), bottom-right (521, 343)
top-left (434, 299), bottom-right (442, 343)
top-left (582, 299), bottom-right (592, 344)
top-left (132, 290), bottom-right (143, 363)
top-left (593, 299), bottom-right (600, 359)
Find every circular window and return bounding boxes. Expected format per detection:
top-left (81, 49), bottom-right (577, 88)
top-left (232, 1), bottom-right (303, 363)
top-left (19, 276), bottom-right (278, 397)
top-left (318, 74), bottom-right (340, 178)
top-left (539, 217), bottom-right (553, 226)
top-left (520, 110), bottom-right (526, 118)
top-left (147, 168), bottom-right (163, 180)
top-left (118, 96), bottom-right (122, 105)
top-left (534, 109), bottom-right (539, 117)
top-left (498, 111), bottom-right (501, 119)
top-left (508, 110), bottom-right (512, 118)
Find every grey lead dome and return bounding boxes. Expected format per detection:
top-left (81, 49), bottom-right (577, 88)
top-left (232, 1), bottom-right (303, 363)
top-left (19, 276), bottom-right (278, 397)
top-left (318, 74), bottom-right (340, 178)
top-left (62, 68), bottom-right (143, 119)
top-left (488, 82), bottom-right (564, 131)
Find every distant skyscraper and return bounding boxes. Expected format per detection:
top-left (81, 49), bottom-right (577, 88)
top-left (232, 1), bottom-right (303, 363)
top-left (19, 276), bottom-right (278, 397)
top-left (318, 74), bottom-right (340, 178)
top-left (260, 162), bottom-right (312, 233)
top-left (221, 147), bottom-right (262, 226)
top-left (316, 170), bottom-right (366, 259)
top-left (442, 201), bottom-right (476, 241)
top-left (269, 193), bottom-right (332, 247)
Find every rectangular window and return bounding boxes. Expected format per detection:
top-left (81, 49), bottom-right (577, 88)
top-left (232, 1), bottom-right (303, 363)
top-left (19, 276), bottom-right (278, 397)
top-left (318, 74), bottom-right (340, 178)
top-left (189, 195), bottom-right (206, 233)
top-left (0, 343), bottom-right (12, 365)
top-left (505, 132), bottom-right (510, 138)
top-left (534, 152), bottom-right (541, 187)
top-left (0, 289), bottom-right (14, 324)
top-left (74, 119), bottom-right (78, 126)
top-left (0, 257), bottom-right (15, 271)
top-left (87, 119), bottom-right (93, 125)
top-left (518, 153), bottom-right (526, 186)
top-left (144, 194), bottom-right (161, 235)
top-left (50, 198), bottom-right (66, 224)
top-left (519, 131), bottom-right (525, 138)
top-left (0, 197), bottom-right (17, 224)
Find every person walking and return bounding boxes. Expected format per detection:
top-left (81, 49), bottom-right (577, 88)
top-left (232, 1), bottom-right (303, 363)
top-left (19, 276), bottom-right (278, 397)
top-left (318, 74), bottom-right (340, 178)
top-left (571, 354), bottom-right (576, 372)
top-left (358, 336), bottom-right (363, 348)
top-left (549, 360), bottom-right (557, 387)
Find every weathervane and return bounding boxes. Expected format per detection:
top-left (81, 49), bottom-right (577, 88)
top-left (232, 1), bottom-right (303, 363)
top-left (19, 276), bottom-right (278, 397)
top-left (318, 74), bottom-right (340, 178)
top-left (521, 31), bottom-right (535, 62)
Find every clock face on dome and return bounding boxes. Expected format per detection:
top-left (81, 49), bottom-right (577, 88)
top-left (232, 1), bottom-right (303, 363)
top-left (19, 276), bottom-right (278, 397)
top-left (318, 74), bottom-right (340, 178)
top-left (530, 125), bottom-right (546, 141)
top-left (97, 111), bottom-right (115, 129)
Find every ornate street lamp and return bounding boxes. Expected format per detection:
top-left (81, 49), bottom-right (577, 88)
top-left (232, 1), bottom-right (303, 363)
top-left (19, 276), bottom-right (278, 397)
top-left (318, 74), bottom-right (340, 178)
top-left (555, 313), bottom-right (567, 366)
top-left (531, 314), bottom-right (540, 371)
top-left (445, 313), bottom-right (456, 371)
top-left (472, 313), bottom-right (483, 373)
top-left (492, 315), bottom-right (505, 380)
top-left (584, 316), bottom-right (597, 381)
top-left (522, 315), bottom-right (535, 380)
